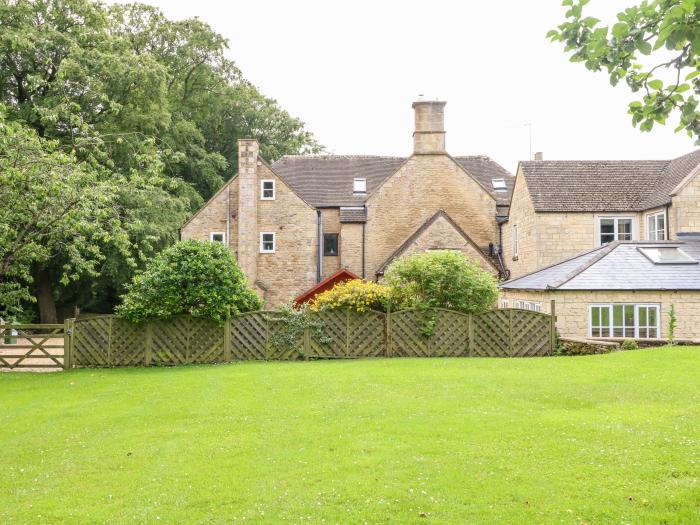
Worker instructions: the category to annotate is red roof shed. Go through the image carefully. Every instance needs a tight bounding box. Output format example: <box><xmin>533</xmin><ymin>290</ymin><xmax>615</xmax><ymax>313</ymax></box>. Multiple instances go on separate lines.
<box><xmin>294</xmin><ymin>269</ymin><xmax>360</xmax><ymax>307</ymax></box>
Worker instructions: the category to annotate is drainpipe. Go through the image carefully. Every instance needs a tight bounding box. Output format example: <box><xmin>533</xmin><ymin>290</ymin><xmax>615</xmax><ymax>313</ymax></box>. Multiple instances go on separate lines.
<box><xmin>361</xmin><ymin>208</ymin><xmax>366</xmax><ymax>279</ymax></box>
<box><xmin>317</xmin><ymin>210</ymin><xmax>323</xmax><ymax>283</ymax></box>
<box><xmin>226</xmin><ymin>182</ymin><xmax>231</xmax><ymax>248</ymax></box>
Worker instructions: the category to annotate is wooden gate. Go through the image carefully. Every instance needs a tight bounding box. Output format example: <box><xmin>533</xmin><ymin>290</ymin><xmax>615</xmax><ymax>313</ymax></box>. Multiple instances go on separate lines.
<box><xmin>0</xmin><ymin>323</ymin><xmax>68</xmax><ymax>370</ymax></box>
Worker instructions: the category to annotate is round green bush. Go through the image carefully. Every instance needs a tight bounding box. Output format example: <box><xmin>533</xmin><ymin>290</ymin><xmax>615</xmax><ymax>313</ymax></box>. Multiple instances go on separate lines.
<box><xmin>383</xmin><ymin>250</ymin><xmax>499</xmax><ymax>314</ymax></box>
<box><xmin>116</xmin><ymin>240</ymin><xmax>262</xmax><ymax>323</ymax></box>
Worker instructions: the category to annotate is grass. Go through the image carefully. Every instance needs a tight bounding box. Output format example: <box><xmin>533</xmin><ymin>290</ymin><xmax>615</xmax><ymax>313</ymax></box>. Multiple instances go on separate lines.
<box><xmin>1</xmin><ymin>347</ymin><xmax>699</xmax><ymax>524</ymax></box>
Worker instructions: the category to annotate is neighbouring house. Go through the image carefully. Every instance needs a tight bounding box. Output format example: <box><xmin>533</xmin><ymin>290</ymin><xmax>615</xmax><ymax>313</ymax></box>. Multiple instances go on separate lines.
<box><xmin>181</xmin><ymin>100</ymin><xmax>512</xmax><ymax>307</ymax></box>
<box><xmin>503</xmin><ymin>150</ymin><xmax>700</xmax><ymax>278</ymax></box>
<box><xmin>500</xmin><ymin>239</ymin><xmax>700</xmax><ymax>341</ymax></box>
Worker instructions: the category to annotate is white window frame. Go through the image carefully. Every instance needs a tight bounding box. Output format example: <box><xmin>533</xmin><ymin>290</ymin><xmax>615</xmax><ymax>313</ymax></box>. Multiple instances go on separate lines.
<box><xmin>353</xmin><ymin>178</ymin><xmax>367</xmax><ymax>193</ymax></box>
<box><xmin>646</xmin><ymin>211</ymin><xmax>666</xmax><ymax>240</ymax></box>
<box><xmin>597</xmin><ymin>216</ymin><xmax>635</xmax><ymax>245</ymax></box>
<box><xmin>260</xmin><ymin>180</ymin><xmax>275</xmax><ymax>200</ymax></box>
<box><xmin>209</xmin><ymin>232</ymin><xmax>226</xmax><ymax>244</ymax></box>
<box><xmin>588</xmin><ymin>303</ymin><xmax>660</xmax><ymax>339</ymax></box>
<box><xmin>500</xmin><ymin>298</ymin><xmax>509</xmax><ymax>309</ymax></box>
<box><xmin>511</xmin><ymin>224</ymin><xmax>519</xmax><ymax>260</ymax></box>
<box><xmin>492</xmin><ymin>178</ymin><xmax>507</xmax><ymax>191</ymax></box>
<box><xmin>259</xmin><ymin>232</ymin><xmax>276</xmax><ymax>253</ymax></box>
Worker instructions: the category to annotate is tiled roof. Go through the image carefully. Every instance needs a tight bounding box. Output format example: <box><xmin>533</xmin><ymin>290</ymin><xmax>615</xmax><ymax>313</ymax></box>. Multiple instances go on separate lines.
<box><xmin>500</xmin><ymin>241</ymin><xmax>700</xmax><ymax>291</ymax></box>
<box><xmin>271</xmin><ymin>154</ymin><xmax>514</xmax><ymax>208</ymax></box>
<box><xmin>520</xmin><ymin>149</ymin><xmax>700</xmax><ymax>212</ymax></box>
<box><xmin>339</xmin><ymin>207</ymin><xmax>367</xmax><ymax>223</ymax></box>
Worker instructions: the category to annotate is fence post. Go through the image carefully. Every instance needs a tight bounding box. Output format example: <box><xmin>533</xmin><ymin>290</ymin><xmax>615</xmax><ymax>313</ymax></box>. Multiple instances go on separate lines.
<box><xmin>508</xmin><ymin>309</ymin><xmax>514</xmax><ymax>357</ymax></box>
<box><xmin>107</xmin><ymin>316</ymin><xmax>113</xmax><ymax>367</ymax></box>
<box><xmin>468</xmin><ymin>313</ymin><xmax>474</xmax><ymax>357</ymax></box>
<box><xmin>224</xmin><ymin>317</ymin><xmax>231</xmax><ymax>362</ymax></box>
<box><xmin>265</xmin><ymin>316</ymin><xmax>271</xmax><ymax>360</ymax></box>
<box><xmin>550</xmin><ymin>299</ymin><xmax>557</xmax><ymax>356</ymax></box>
<box><xmin>63</xmin><ymin>318</ymin><xmax>72</xmax><ymax>370</ymax></box>
<box><xmin>303</xmin><ymin>326</ymin><xmax>310</xmax><ymax>360</ymax></box>
<box><xmin>345</xmin><ymin>309</ymin><xmax>350</xmax><ymax>358</ymax></box>
<box><xmin>386</xmin><ymin>304</ymin><xmax>392</xmax><ymax>357</ymax></box>
<box><xmin>144</xmin><ymin>322</ymin><xmax>153</xmax><ymax>366</ymax></box>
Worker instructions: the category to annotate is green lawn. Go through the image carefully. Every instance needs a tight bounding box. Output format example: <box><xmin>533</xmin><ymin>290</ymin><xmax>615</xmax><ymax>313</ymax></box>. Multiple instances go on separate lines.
<box><xmin>1</xmin><ymin>348</ymin><xmax>699</xmax><ymax>524</ymax></box>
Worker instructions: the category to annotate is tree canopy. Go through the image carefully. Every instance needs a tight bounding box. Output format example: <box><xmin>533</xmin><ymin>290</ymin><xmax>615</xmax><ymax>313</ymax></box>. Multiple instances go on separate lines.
<box><xmin>549</xmin><ymin>0</ymin><xmax>700</xmax><ymax>143</ymax></box>
<box><xmin>0</xmin><ymin>0</ymin><xmax>321</xmax><ymax>321</ymax></box>
<box><xmin>116</xmin><ymin>240</ymin><xmax>262</xmax><ymax>323</ymax></box>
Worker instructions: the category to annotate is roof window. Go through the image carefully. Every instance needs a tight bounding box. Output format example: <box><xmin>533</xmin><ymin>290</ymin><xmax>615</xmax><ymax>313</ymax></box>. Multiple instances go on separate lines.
<box><xmin>491</xmin><ymin>178</ymin><xmax>507</xmax><ymax>192</ymax></box>
<box><xmin>638</xmin><ymin>247</ymin><xmax>697</xmax><ymax>265</ymax></box>
<box><xmin>353</xmin><ymin>178</ymin><xmax>367</xmax><ymax>193</ymax></box>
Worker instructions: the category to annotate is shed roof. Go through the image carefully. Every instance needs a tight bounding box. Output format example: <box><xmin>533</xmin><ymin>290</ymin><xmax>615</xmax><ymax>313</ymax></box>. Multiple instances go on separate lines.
<box><xmin>500</xmin><ymin>241</ymin><xmax>700</xmax><ymax>291</ymax></box>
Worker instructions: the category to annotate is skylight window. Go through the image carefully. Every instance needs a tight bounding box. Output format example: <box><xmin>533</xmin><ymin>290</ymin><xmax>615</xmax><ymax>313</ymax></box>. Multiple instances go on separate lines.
<box><xmin>353</xmin><ymin>178</ymin><xmax>367</xmax><ymax>193</ymax></box>
<box><xmin>491</xmin><ymin>178</ymin><xmax>507</xmax><ymax>192</ymax></box>
<box><xmin>638</xmin><ymin>247</ymin><xmax>698</xmax><ymax>265</ymax></box>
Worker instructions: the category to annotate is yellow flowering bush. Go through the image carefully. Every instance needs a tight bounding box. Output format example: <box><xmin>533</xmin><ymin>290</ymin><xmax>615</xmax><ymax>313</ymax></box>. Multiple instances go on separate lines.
<box><xmin>310</xmin><ymin>279</ymin><xmax>390</xmax><ymax>313</ymax></box>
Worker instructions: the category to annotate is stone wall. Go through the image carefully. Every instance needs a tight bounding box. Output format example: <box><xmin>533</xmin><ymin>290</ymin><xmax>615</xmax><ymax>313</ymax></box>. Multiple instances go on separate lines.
<box><xmin>671</xmin><ymin>171</ymin><xmax>700</xmax><ymax>234</ymax></box>
<box><xmin>180</xmin><ymin>180</ymin><xmax>236</xmax><ymax>251</ymax></box>
<box><xmin>321</xmin><ymin>208</ymin><xmax>341</xmax><ymax>279</ymax></box>
<box><xmin>364</xmin><ymin>155</ymin><xmax>498</xmax><ymax>278</ymax></box>
<box><xmin>502</xmin><ymin>168</ymin><xmax>538</xmax><ymax>276</ymax></box>
<box><xmin>340</xmin><ymin>223</ymin><xmax>363</xmax><ymax>277</ymax></box>
<box><xmin>500</xmin><ymin>288</ymin><xmax>700</xmax><ymax>340</ymax></box>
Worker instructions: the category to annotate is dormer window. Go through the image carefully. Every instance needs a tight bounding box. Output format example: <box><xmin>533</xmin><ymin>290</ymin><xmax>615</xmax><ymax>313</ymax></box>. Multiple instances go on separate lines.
<box><xmin>353</xmin><ymin>178</ymin><xmax>366</xmax><ymax>194</ymax></box>
<box><xmin>260</xmin><ymin>180</ymin><xmax>275</xmax><ymax>200</ymax></box>
<box><xmin>491</xmin><ymin>178</ymin><xmax>507</xmax><ymax>192</ymax></box>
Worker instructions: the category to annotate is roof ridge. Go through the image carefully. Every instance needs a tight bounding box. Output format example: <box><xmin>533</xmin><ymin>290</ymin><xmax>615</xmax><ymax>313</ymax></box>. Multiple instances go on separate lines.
<box><xmin>276</xmin><ymin>154</ymin><xmax>406</xmax><ymax>160</ymax></box>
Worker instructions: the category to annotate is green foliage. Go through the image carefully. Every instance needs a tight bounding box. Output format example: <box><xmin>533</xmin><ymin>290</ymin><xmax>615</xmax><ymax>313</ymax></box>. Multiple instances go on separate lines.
<box><xmin>115</xmin><ymin>240</ymin><xmax>261</xmax><ymax>323</ymax></box>
<box><xmin>621</xmin><ymin>338</ymin><xmax>640</xmax><ymax>351</ymax></box>
<box><xmin>269</xmin><ymin>303</ymin><xmax>331</xmax><ymax>356</ymax></box>
<box><xmin>549</xmin><ymin>0</ymin><xmax>700</xmax><ymax>143</ymax></box>
<box><xmin>668</xmin><ymin>303</ymin><xmax>677</xmax><ymax>343</ymax></box>
<box><xmin>309</xmin><ymin>279</ymin><xmax>390</xmax><ymax>313</ymax></box>
<box><xmin>0</xmin><ymin>0</ymin><xmax>322</xmax><ymax>319</ymax></box>
<box><xmin>383</xmin><ymin>250</ymin><xmax>499</xmax><ymax>314</ymax></box>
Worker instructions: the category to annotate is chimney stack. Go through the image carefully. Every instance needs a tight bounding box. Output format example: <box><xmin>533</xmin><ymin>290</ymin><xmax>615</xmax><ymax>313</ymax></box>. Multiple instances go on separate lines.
<box><xmin>534</xmin><ymin>151</ymin><xmax>544</xmax><ymax>161</ymax></box>
<box><xmin>412</xmin><ymin>100</ymin><xmax>446</xmax><ymax>154</ymax></box>
<box><xmin>237</xmin><ymin>138</ymin><xmax>259</xmax><ymax>286</ymax></box>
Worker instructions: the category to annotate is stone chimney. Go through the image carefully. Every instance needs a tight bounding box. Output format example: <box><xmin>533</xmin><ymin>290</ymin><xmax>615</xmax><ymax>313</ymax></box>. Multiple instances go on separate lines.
<box><xmin>237</xmin><ymin>139</ymin><xmax>259</xmax><ymax>286</ymax></box>
<box><xmin>534</xmin><ymin>151</ymin><xmax>544</xmax><ymax>161</ymax></box>
<box><xmin>412</xmin><ymin>100</ymin><xmax>446</xmax><ymax>154</ymax></box>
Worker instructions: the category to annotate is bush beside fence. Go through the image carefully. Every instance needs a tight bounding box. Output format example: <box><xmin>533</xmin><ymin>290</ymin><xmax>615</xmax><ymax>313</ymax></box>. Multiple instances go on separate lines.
<box><xmin>69</xmin><ymin>307</ymin><xmax>555</xmax><ymax>367</ymax></box>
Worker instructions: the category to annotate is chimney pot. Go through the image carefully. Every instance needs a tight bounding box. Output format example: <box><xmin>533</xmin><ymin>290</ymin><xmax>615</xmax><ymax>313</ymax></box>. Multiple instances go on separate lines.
<box><xmin>534</xmin><ymin>151</ymin><xmax>544</xmax><ymax>161</ymax></box>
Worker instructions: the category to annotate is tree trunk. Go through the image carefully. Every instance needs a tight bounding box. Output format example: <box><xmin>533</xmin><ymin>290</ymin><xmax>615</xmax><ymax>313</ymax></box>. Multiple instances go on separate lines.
<box><xmin>35</xmin><ymin>267</ymin><xmax>58</xmax><ymax>324</ymax></box>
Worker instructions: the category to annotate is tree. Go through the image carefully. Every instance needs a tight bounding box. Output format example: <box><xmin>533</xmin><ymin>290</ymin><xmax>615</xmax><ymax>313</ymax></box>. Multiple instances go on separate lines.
<box><xmin>116</xmin><ymin>240</ymin><xmax>262</xmax><ymax>324</ymax></box>
<box><xmin>549</xmin><ymin>0</ymin><xmax>700</xmax><ymax>143</ymax></box>
<box><xmin>0</xmin><ymin>111</ymin><xmax>130</xmax><ymax>321</ymax></box>
<box><xmin>383</xmin><ymin>251</ymin><xmax>499</xmax><ymax>314</ymax></box>
<box><xmin>0</xmin><ymin>0</ymin><xmax>321</xmax><ymax>320</ymax></box>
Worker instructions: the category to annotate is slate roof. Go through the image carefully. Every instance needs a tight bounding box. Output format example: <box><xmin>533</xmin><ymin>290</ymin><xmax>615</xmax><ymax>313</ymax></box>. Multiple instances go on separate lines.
<box><xmin>520</xmin><ymin>149</ymin><xmax>700</xmax><ymax>212</ymax></box>
<box><xmin>339</xmin><ymin>207</ymin><xmax>367</xmax><ymax>223</ymax></box>
<box><xmin>271</xmin><ymin>154</ymin><xmax>514</xmax><ymax>208</ymax></box>
<box><xmin>500</xmin><ymin>241</ymin><xmax>700</xmax><ymax>291</ymax></box>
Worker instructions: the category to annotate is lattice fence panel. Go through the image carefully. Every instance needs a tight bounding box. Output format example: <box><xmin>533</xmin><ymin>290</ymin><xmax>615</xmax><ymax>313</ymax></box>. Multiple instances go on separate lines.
<box><xmin>190</xmin><ymin>317</ymin><xmax>225</xmax><ymax>363</ymax></box>
<box><xmin>472</xmin><ymin>310</ymin><xmax>511</xmax><ymax>357</ymax></box>
<box><xmin>267</xmin><ymin>317</ymin><xmax>302</xmax><ymax>360</ymax></box>
<box><xmin>390</xmin><ymin>310</ymin><xmax>429</xmax><ymax>357</ymax></box>
<box><xmin>231</xmin><ymin>312</ymin><xmax>270</xmax><ymax>360</ymax></box>
<box><xmin>308</xmin><ymin>310</ymin><xmax>347</xmax><ymax>358</ymax></box>
<box><xmin>73</xmin><ymin>317</ymin><xmax>111</xmax><ymax>366</ymax></box>
<box><xmin>0</xmin><ymin>325</ymin><xmax>64</xmax><ymax>370</ymax></box>
<box><xmin>152</xmin><ymin>317</ymin><xmax>191</xmax><ymax>365</ymax></box>
<box><xmin>511</xmin><ymin>310</ymin><xmax>552</xmax><ymax>357</ymax></box>
<box><xmin>349</xmin><ymin>311</ymin><xmax>386</xmax><ymax>358</ymax></box>
<box><xmin>431</xmin><ymin>309</ymin><xmax>470</xmax><ymax>357</ymax></box>
<box><xmin>110</xmin><ymin>317</ymin><xmax>145</xmax><ymax>366</ymax></box>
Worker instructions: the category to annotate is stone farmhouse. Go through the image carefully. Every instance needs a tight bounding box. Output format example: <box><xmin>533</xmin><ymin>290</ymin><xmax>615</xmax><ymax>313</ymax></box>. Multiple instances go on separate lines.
<box><xmin>181</xmin><ymin>101</ymin><xmax>514</xmax><ymax>306</ymax></box>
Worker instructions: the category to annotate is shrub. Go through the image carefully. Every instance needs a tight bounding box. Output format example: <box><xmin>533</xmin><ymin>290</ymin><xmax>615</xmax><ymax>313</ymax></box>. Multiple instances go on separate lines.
<box><xmin>383</xmin><ymin>250</ymin><xmax>499</xmax><ymax>314</ymax></box>
<box><xmin>668</xmin><ymin>304</ymin><xmax>677</xmax><ymax>345</ymax></box>
<box><xmin>310</xmin><ymin>279</ymin><xmax>390</xmax><ymax>313</ymax></box>
<box><xmin>269</xmin><ymin>303</ymin><xmax>331</xmax><ymax>357</ymax></box>
<box><xmin>116</xmin><ymin>240</ymin><xmax>262</xmax><ymax>323</ymax></box>
<box><xmin>621</xmin><ymin>339</ymin><xmax>639</xmax><ymax>351</ymax></box>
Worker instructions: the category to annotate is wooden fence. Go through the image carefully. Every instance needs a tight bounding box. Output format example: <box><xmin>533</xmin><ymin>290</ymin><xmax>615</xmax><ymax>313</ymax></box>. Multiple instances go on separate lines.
<box><xmin>0</xmin><ymin>323</ymin><xmax>68</xmax><ymax>370</ymax></box>
<box><xmin>68</xmin><ymin>307</ymin><xmax>555</xmax><ymax>367</ymax></box>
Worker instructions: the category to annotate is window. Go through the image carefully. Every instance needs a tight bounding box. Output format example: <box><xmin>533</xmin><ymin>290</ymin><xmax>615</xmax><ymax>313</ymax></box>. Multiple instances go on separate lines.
<box><xmin>323</xmin><ymin>233</ymin><xmax>339</xmax><ymax>256</ymax></box>
<box><xmin>353</xmin><ymin>178</ymin><xmax>366</xmax><ymax>193</ymax></box>
<box><xmin>260</xmin><ymin>180</ymin><xmax>275</xmax><ymax>200</ymax></box>
<box><xmin>589</xmin><ymin>304</ymin><xmax>660</xmax><ymax>339</ymax></box>
<box><xmin>209</xmin><ymin>232</ymin><xmax>225</xmax><ymax>244</ymax></box>
<box><xmin>646</xmin><ymin>211</ymin><xmax>665</xmax><ymax>240</ymax></box>
<box><xmin>260</xmin><ymin>232</ymin><xmax>275</xmax><ymax>253</ymax></box>
<box><xmin>513</xmin><ymin>300</ymin><xmax>523</xmax><ymax>309</ymax></box>
<box><xmin>500</xmin><ymin>298</ymin><xmax>509</xmax><ymax>308</ymax></box>
<box><xmin>511</xmin><ymin>225</ymin><xmax>519</xmax><ymax>260</ymax></box>
<box><xmin>491</xmin><ymin>178</ymin><xmax>507</xmax><ymax>192</ymax></box>
<box><xmin>599</xmin><ymin>217</ymin><xmax>633</xmax><ymax>245</ymax></box>
<box><xmin>638</xmin><ymin>247</ymin><xmax>697</xmax><ymax>264</ymax></box>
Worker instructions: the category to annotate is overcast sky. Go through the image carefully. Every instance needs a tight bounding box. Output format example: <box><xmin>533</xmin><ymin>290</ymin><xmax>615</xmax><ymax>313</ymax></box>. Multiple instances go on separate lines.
<box><xmin>108</xmin><ymin>0</ymin><xmax>696</xmax><ymax>174</ymax></box>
